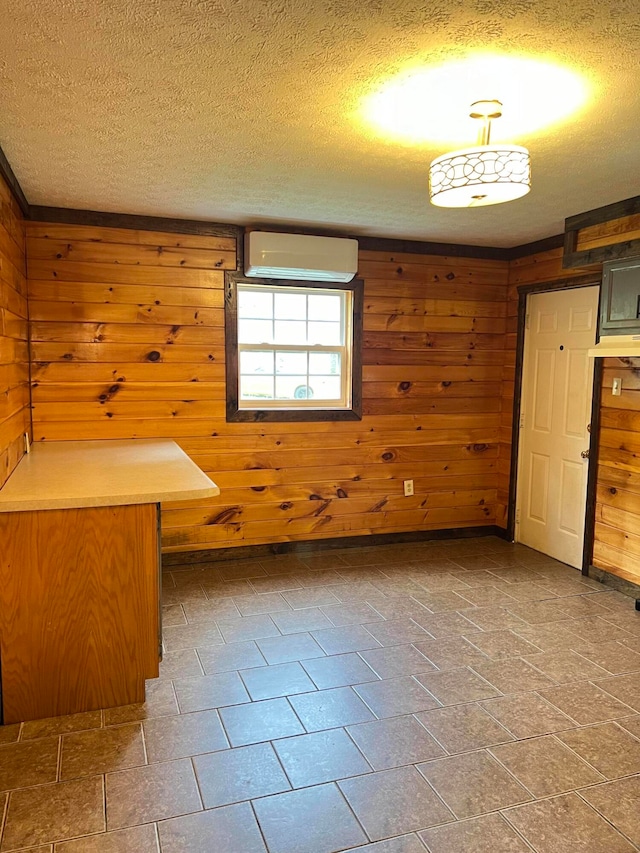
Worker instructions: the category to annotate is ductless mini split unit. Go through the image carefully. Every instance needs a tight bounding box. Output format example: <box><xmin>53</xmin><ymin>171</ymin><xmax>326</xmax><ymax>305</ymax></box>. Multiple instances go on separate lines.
<box><xmin>244</xmin><ymin>231</ymin><xmax>358</xmax><ymax>283</ymax></box>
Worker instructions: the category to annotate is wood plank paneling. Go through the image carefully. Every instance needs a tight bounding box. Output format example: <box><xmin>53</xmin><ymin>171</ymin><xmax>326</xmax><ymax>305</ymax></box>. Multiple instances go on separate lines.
<box><xmin>0</xmin><ymin>172</ymin><xmax>29</xmax><ymax>487</ymax></box>
<box><xmin>28</xmin><ymin>222</ymin><xmax>508</xmax><ymax>552</ymax></box>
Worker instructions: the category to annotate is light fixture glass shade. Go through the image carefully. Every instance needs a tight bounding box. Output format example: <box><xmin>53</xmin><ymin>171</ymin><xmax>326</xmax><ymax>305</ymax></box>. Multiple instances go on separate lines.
<box><xmin>429</xmin><ymin>144</ymin><xmax>531</xmax><ymax>208</ymax></box>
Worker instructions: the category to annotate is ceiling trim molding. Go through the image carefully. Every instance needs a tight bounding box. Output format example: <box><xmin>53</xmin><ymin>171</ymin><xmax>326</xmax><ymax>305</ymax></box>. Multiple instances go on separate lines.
<box><xmin>30</xmin><ymin>205</ymin><xmax>241</xmax><ymax>239</ymax></box>
<box><xmin>504</xmin><ymin>233</ymin><xmax>565</xmax><ymax>260</ymax></box>
<box><xmin>0</xmin><ymin>140</ymin><xmax>30</xmax><ymax>217</ymax></box>
<box><xmin>563</xmin><ymin>194</ymin><xmax>640</xmax><ymax>269</ymax></box>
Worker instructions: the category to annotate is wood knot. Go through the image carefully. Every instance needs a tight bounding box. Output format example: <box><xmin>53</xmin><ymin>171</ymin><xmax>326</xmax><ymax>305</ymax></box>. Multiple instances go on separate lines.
<box><xmin>146</xmin><ymin>350</ymin><xmax>161</xmax><ymax>362</ymax></box>
<box><xmin>398</xmin><ymin>381</ymin><xmax>411</xmax><ymax>392</ymax></box>
<box><xmin>336</xmin><ymin>488</ymin><xmax>348</xmax><ymax>498</ymax></box>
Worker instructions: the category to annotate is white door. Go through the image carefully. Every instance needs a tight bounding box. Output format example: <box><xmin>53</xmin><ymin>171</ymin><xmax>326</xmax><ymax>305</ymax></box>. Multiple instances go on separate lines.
<box><xmin>516</xmin><ymin>286</ymin><xmax>599</xmax><ymax>568</ymax></box>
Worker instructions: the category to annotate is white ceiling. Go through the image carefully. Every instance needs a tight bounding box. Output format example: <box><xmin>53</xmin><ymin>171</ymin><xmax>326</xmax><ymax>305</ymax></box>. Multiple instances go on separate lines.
<box><xmin>1</xmin><ymin>0</ymin><xmax>639</xmax><ymax>247</ymax></box>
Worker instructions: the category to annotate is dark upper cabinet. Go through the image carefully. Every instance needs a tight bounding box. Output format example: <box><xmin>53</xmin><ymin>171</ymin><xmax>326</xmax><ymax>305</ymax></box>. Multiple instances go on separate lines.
<box><xmin>600</xmin><ymin>257</ymin><xmax>640</xmax><ymax>336</ymax></box>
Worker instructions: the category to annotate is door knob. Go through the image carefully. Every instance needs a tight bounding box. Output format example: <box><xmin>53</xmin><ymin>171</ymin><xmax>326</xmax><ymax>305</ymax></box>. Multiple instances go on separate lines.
<box><xmin>581</xmin><ymin>449</ymin><xmax>590</xmax><ymax>459</ymax></box>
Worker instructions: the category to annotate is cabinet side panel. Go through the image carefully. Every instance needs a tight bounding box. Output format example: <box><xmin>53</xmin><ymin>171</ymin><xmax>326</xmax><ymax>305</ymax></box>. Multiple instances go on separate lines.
<box><xmin>0</xmin><ymin>503</ymin><xmax>159</xmax><ymax>723</ymax></box>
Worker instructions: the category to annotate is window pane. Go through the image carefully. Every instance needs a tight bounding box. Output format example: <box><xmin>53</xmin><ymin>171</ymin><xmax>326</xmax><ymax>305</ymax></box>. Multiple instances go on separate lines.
<box><xmin>309</xmin><ymin>294</ymin><xmax>342</xmax><ymax>321</ymax></box>
<box><xmin>240</xmin><ymin>375</ymin><xmax>275</xmax><ymax>399</ymax></box>
<box><xmin>240</xmin><ymin>350</ymin><xmax>274</xmax><ymax>375</ymax></box>
<box><xmin>309</xmin><ymin>352</ymin><xmax>341</xmax><ymax>375</ymax></box>
<box><xmin>310</xmin><ymin>376</ymin><xmax>342</xmax><ymax>399</ymax></box>
<box><xmin>276</xmin><ymin>351</ymin><xmax>307</xmax><ymax>375</ymax></box>
<box><xmin>274</xmin><ymin>320</ymin><xmax>307</xmax><ymax>344</ymax></box>
<box><xmin>275</xmin><ymin>376</ymin><xmax>314</xmax><ymax>399</ymax></box>
<box><xmin>238</xmin><ymin>290</ymin><xmax>273</xmax><ymax>320</ymax></box>
<box><xmin>239</xmin><ymin>319</ymin><xmax>273</xmax><ymax>344</ymax></box>
<box><xmin>274</xmin><ymin>292</ymin><xmax>307</xmax><ymax>320</ymax></box>
<box><xmin>308</xmin><ymin>321</ymin><xmax>342</xmax><ymax>345</ymax></box>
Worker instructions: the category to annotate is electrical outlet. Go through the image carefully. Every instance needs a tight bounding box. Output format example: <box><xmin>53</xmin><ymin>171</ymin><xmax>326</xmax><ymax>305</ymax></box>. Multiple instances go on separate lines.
<box><xmin>612</xmin><ymin>377</ymin><xmax>622</xmax><ymax>396</ymax></box>
<box><xmin>403</xmin><ymin>480</ymin><xmax>414</xmax><ymax>497</ymax></box>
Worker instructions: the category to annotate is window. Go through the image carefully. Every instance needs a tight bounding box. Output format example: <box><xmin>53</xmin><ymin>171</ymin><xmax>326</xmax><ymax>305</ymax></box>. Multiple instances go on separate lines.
<box><xmin>225</xmin><ymin>273</ymin><xmax>363</xmax><ymax>421</ymax></box>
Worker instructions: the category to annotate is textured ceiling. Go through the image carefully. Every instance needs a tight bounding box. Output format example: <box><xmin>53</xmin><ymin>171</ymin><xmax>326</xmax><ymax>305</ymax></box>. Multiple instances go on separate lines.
<box><xmin>1</xmin><ymin>0</ymin><xmax>640</xmax><ymax>246</ymax></box>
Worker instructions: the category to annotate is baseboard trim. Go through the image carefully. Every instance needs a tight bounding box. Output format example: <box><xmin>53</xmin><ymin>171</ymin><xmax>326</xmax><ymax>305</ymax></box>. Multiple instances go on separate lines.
<box><xmin>588</xmin><ymin>565</ymin><xmax>640</xmax><ymax>601</ymax></box>
<box><xmin>162</xmin><ymin>525</ymin><xmax>505</xmax><ymax>567</ymax></box>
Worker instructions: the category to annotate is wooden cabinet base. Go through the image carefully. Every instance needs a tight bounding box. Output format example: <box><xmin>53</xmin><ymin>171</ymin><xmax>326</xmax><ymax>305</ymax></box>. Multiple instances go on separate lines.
<box><xmin>0</xmin><ymin>503</ymin><xmax>159</xmax><ymax>723</ymax></box>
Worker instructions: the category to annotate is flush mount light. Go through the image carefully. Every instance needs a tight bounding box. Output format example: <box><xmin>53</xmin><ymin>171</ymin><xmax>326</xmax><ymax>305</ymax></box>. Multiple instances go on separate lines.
<box><xmin>428</xmin><ymin>100</ymin><xmax>531</xmax><ymax>208</ymax></box>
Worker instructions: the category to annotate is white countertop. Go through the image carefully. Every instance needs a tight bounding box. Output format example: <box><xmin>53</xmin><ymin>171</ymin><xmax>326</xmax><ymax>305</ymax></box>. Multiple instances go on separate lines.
<box><xmin>0</xmin><ymin>439</ymin><xmax>220</xmax><ymax>512</ymax></box>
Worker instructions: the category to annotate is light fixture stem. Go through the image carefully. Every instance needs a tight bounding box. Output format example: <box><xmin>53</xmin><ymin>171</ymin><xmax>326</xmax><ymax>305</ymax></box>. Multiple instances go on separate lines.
<box><xmin>478</xmin><ymin>117</ymin><xmax>491</xmax><ymax>146</ymax></box>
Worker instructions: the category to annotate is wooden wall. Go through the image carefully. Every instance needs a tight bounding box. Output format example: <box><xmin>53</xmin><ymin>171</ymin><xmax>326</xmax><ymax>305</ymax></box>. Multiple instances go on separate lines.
<box><xmin>504</xmin><ymin>244</ymin><xmax>640</xmax><ymax>587</ymax></box>
<box><xmin>0</xmin><ymin>174</ymin><xmax>29</xmax><ymax>487</ymax></box>
<box><xmin>26</xmin><ymin>222</ymin><xmax>508</xmax><ymax>553</ymax></box>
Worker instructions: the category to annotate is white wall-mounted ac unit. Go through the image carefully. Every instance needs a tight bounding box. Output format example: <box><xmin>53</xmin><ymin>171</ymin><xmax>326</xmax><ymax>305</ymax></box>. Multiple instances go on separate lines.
<box><xmin>244</xmin><ymin>231</ymin><xmax>358</xmax><ymax>283</ymax></box>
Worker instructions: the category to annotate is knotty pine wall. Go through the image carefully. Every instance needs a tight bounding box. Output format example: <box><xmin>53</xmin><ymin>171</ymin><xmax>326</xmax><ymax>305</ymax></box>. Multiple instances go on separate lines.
<box><xmin>504</xmin><ymin>243</ymin><xmax>640</xmax><ymax>587</ymax></box>
<box><xmin>26</xmin><ymin>222</ymin><xmax>509</xmax><ymax>553</ymax></box>
<box><xmin>0</xmin><ymin>174</ymin><xmax>29</xmax><ymax>487</ymax></box>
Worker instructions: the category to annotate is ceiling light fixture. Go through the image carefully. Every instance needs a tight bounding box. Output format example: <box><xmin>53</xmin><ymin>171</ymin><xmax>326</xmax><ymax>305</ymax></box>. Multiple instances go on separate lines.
<box><xmin>429</xmin><ymin>100</ymin><xmax>531</xmax><ymax>208</ymax></box>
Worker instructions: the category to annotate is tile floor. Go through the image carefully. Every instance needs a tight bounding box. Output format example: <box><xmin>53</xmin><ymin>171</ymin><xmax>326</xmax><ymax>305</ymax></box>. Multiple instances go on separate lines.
<box><xmin>1</xmin><ymin>536</ymin><xmax>640</xmax><ymax>852</ymax></box>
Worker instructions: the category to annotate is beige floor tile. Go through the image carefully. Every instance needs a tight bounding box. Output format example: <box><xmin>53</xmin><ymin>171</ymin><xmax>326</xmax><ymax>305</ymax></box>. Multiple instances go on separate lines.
<box><xmin>233</xmin><ymin>592</ymin><xmax>291</xmax><ymax>616</ymax></box>
<box><xmin>215</xmin><ymin>614</ymin><xmax>281</xmax><ymax>644</ymax></box>
<box><xmin>103</xmin><ymin>679</ymin><xmax>179</xmax><ymax>726</ymax></box>
<box><xmin>282</xmin><ymin>587</ymin><xmax>341</xmax><ymax>609</ymax></box>
<box><xmin>539</xmin><ymin>682</ymin><xmax>635</xmax><ymax>725</ymax></box>
<box><xmin>290</xmin><ymin>686</ymin><xmax>376</xmax><ymax>731</ymax></box>
<box><xmin>523</xmin><ymin>649</ymin><xmax>611</xmax><ymax>683</ymax></box>
<box><xmin>347</xmin><ymin>715</ymin><xmax>444</xmax><ymax>770</ymax></box>
<box><xmin>511</xmin><ymin>622</ymin><xmax>583</xmax><ymax>653</ymax></box>
<box><xmin>157</xmin><ymin>649</ymin><xmax>203</xmax><ymax>680</ymax></box>
<box><xmin>158</xmin><ymin>801</ymin><xmax>267</xmax><ymax>853</ymax></box>
<box><xmin>564</xmin><ymin>616</ymin><xmax>635</xmax><ymax>644</ymax></box>
<box><xmin>417</xmin><ymin>750</ymin><xmax>531</xmax><ymax>818</ymax></box>
<box><xmin>413</xmin><ymin>636</ymin><xmax>491</xmax><ymax>670</ymax></box>
<box><xmin>256</xmin><ymin>632</ymin><xmax>326</xmax><ymax>664</ymax></box>
<box><xmin>505</xmin><ymin>600</ymin><xmax>570</xmax><ymax>624</ymax></box>
<box><xmin>620</xmin><ymin>715</ymin><xmax>640</xmax><ymax>738</ymax></box>
<box><xmin>143</xmin><ymin>709</ymin><xmax>228</xmax><ymax>762</ymax></box>
<box><xmin>490</xmin><ymin>735</ymin><xmax>603</xmax><ymax>797</ymax></box>
<box><xmin>339</xmin><ymin>765</ymin><xmax>454</xmax><ymax>841</ymax></box>
<box><xmin>219</xmin><ymin>697</ymin><xmax>305</xmax><ymax>746</ymax></box>
<box><xmin>181</xmin><ymin>597</ymin><xmax>240</xmax><ymax>623</ymax></box>
<box><xmin>20</xmin><ymin>711</ymin><xmax>102</xmax><ymax>741</ymax></box>
<box><xmin>0</xmin><ymin>737</ymin><xmax>59</xmax><ymax>793</ymax></box>
<box><xmin>311</xmin><ymin>624</ymin><xmax>383</xmax><ymax>655</ymax></box>
<box><xmin>197</xmin><ymin>639</ymin><xmax>266</xmax><ymax>674</ymax></box>
<box><xmin>577</xmin><ymin>641</ymin><xmax>640</xmax><ymax>674</ymax></box>
<box><xmin>354</xmin><ymin>676</ymin><xmax>439</xmax><ymax>718</ymax></box>
<box><xmin>417</xmin><ymin>703</ymin><xmax>514</xmax><ymax>754</ymax></box>
<box><xmin>419</xmin><ymin>813</ymin><xmax>532</xmax><ymax>853</ymax></box>
<box><xmin>194</xmin><ymin>742</ymin><xmax>291</xmax><ymax>807</ymax></box>
<box><xmin>594</xmin><ymin>672</ymin><xmax>640</xmax><ymax>712</ymax></box>
<box><xmin>162</xmin><ymin>621</ymin><xmax>223</xmax><ymax>652</ymax></box>
<box><xmin>248</xmin><ymin>574</ymin><xmax>303</xmax><ymax>594</ymax></box>
<box><xmin>105</xmin><ymin>759</ymin><xmax>201</xmax><ymax>830</ymax></box>
<box><xmin>465</xmin><ymin>630</ymin><xmax>542</xmax><ymax>660</ymax></box>
<box><xmin>470</xmin><ymin>658</ymin><xmax>554</xmax><ymax>694</ymax></box>
<box><xmin>172</xmin><ymin>671</ymin><xmax>250</xmax><ymax>712</ymax></box>
<box><xmin>557</xmin><ymin>722</ymin><xmax>640</xmax><ymax>778</ymax></box>
<box><xmin>580</xmin><ymin>775</ymin><xmax>640</xmax><ymax>847</ymax></box>
<box><xmin>60</xmin><ymin>724</ymin><xmax>145</xmax><ymax>780</ymax></box>
<box><xmin>271</xmin><ymin>607</ymin><xmax>334</xmax><ymax>634</ymax></box>
<box><xmin>273</xmin><ymin>728</ymin><xmax>372</xmax><ymax>787</ymax></box>
<box><xmin>254</xmin><ymin>783</ymin><xmax>367</xmax><ymax>853</ymax></box>
<box><xmin>412</xmin><ymin>611</ymin><xmax>481</xmax><ymax>638</ymax></box>
<box><xmin>320</xmin><ymin>602</ymin><xmax>384</xmax><ymax>627</ymax></box>
<box><xmin>2</xmin><ymin>777</ymin><xmax>104</xmax><ymax>851</ymax></box>
<box><xmin>349</xmin><ymin>834</ymin><xmax>426</xmax><ymax>852</ymax></box>
<box><xmin>452</xmin><ymin>586</ymin><xmax>519</xmax><ymax>608</ymax></box>
<box><xmin>409</xmin><ymin>591</ymin><xmax>471</xmax><ymax>613</ymax></box>
<box><xmin>301</xmin><ymin>652</ymin><xmax>380</xmax><ymax>690</ymax></box>
<box><xmin>504</xmin><ymin>792</ymin><xmax>636</xmax><ymax>852</ymax></box>
<box><xmin>415</xmin><ymin>667</ymin><xmax>500</xmax><ymax>706</ymax></box>
<box><xmin>359</xmin><ymin>644</ymin><xmax>436</xmax><ymax>679</ymax></box>
<box><xmin>54</xmin><ymin>824</ymin><xmax>159</xmax><ymax>852</ymax></box>
<box><xmin>161</xmin><ymin>605</ymin><xmax>186</xmax><ymax>626</ymax></box>
<box><xmin>0</xmin><ymin>726</ymin><xmax>20</xmax><ymax>746</ymax></box>
<box><xmin>240</xmin><ymin>661</ymin><xmax>316</xmax><ymax>701</ymax></box>
<box><xmin>480</xmin><ymin>693</ymin><xmax>574</xmax><ymax>738</ymax></box>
